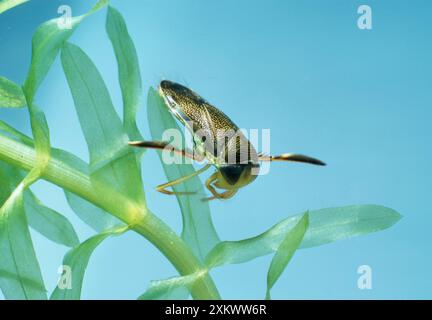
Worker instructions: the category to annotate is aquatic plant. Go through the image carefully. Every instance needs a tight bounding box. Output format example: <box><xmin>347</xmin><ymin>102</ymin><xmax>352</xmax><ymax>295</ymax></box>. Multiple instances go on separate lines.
<box><xmin>0</xmin><ymin>1</ymin><xmax>401</xmax><ymax>299</ymax></box>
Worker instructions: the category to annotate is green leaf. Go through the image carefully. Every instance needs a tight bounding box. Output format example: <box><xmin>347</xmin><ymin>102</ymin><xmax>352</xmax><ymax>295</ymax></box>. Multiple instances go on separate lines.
<box><xmin>0</xmin><ymin>45</ymin><xmax>52</xmax><ymax>298</ymax></box>
<box><xmin>106</xmin><ymin>5</ymin><xmax>143</xmax><ymax>140</ymax></box>
<box><xmin>24</xmin><ymin>191</ymin><xmax>79</xmax><ymax>247</ymax></box>
<box><xmin>60</xmin><ymin>43</ymin><xmax>145</xmax><ymax>212</ymax></box>
<box><xmin>206</xmin><ymin>205</ymin><xmax>401</xmax><ymax>268</ymax></box>
<box><xmin>50</xmin><ymin>226</ymin><xmax>128</xmax><ymax>300</ymax></box>
<box><xmin>0</xmin><ymin>119</ymin><xmax>33</xmax><ymax>145</ymax></box>
<box><xmin>138</xmin><ymin>272</ymin><xmax>202</xmax><ymax>300</ymax></box>
<box><xmin>0</xmin><ymin>12</ymin><xmax>54</xmax><ymax>294</ymax></box>
<box><xmin>300</xmin><ymin>204</ymin><xmax>402</xmax><ymax>248</ymax></box>
<box><xmin>265</xmin><ymin>213</ymin><xmax>308</xmax><ymax>300</ymax></box>
<box><xmin>53</xmin><ymin>144</ymin><xmax>125</xmax><ymax>232</ymax></box>
<box><xmin>22</xmin><ymin>0</ymin><xmax>108</xmax><ymax>102</ymax></box>
<box><xmin>0</xmin><ymin>101</ymin><xmax>50</xmax><ymax>299</ymax></box>
<box><xmin>0</xmin><ymin>158</ymin><xmax>79</xmax><ymax>247</ymax></box>
<box><xmin>0</xmin><ymin>76</ymin><xmax>26</xmax><ymax>108</ymax></box>
<box><xmin>19</xmin><ymin>0</ymin><xmax>106</xmax><ymax>186</ymax></box>
<box><xmin>0</xmin><ymin>120</ymin><xmax>123</xmax><ymax>232</ymax></box>
<box><xmin>140</xmin><ymin>213</ymin><xmax>307</xmax><ymax>300</ymax></box>
<box><xmin>147</xmin><ymin>87</ymin><xmax>219</xmax><ymax>261</ymax></box>
<box><xmin>0</xmin><ymin>166</ymin><xmax>46</xmax><ymax>299</ymax></box>
<box><xmin>0</xmin><ymin>96</ymin><xmax>51</xmax><ymax>299</ymax></box>
<box><xmin>0</xmin><ymin>0</ymin><xmax>29</xmax><ymax>14</ymax></box>
<box><xmin>64</xmin><ymin>192</ymin><xmax>123</xmax><ymax>232</ymax></box>
<box><xmin>142</xmin><ymin>204</ymin><xmax>400</xmax><ymax>299</ymax></box>
<box><xmin>51</xmin><ymin>144</ymin><xmax>124</xmax><ymax>232</ymax></box>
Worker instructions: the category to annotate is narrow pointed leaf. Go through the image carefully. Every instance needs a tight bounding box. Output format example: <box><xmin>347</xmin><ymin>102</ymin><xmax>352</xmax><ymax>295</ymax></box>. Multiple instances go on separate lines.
<box><xmin>64</xmin><ymin>192</ymin><xmax>123</xmax><ymax>232</ymax></box>
<box><xmin>22</xmin><ymin>0</ymin><xmax>108</xmax><ymax>102</ymax></box>
<box><xmin>0</xmin><ymin>117</ymin><xmax>77</xmax><ymax>246</ymax></box>
<box><xmin>147</xmin><ymin>87</ymin><xmax>219</xmax><ymax>261</ymax></box>
<box><xmin>206</xmin><ymin>205</ymin><xmax>402</xmax><ymax>268</ymax></box>
<box><xmin>0</xmin><ymin>120</ymin><xmax>123</xmax><ymax>232</ymax></box>
<box><xmin>0</xmin><ymin>103</ymin><xmax>50</xmax><ymax>299</ymax></box>
<box><xmin>106</xmin><ymin>5</ymin><xmax>142</xmax><ymax>140</ymax></box>
<box><xmin>24</xmin><ymin>192</ymin><xmax>79</xmax><ymax>247</ymax></box>
<box><xmin>1</xmin><ymin>160</ymin><xmax>79</xmax><ymax>247</ymax></box>
<box><xmin>138</xmin><ymin>272</ymin><xmax>201</xmax><ymax>300</ymax></box>
<box><xmin>265</xmin><ymin>213</ymin><xmax>308</xmax><ymax>300</ymax></box>
<box><xmin>53</xmin><ymin>146</ymin><xmax>124</xmax><ymax>232</ymax></box>
<box><xmin>0</xmin><ymin>165</ymin><xmax>46</xmax><ymax>299</ymax></box>
<box><xmin>60</xmin><ymin>43</ymin><xmax>145</xmax><ymax>206</ymax></box>
<box><xmin>60</xmin><ymin>42</ymin><xmax>126</xmax><ymax>170</ymax></box>
<box><xmin>0</xmin><ymin>120</ymin><xmax>33</xmax><ymax>145</ymax></box>
<box><xmin>0</xmin><ymin>0</ymin><xmax>29</xmax><ymax>14</ymax></box>
<box><xmin>50</xmin><ymin>226</ymin><xmax>128</xmax><ymax>300</ymax></box>
<box><xmin>0</xmin><ymin>76</ymin><xmax>26</xmax><ymax>108</ymax></box>
<box><xmin>60</xmin><ymin>42</ymin><xmax>145</xmax><ymax>230</ymax></box>
<box><xmin>300</xmin><ymin>205</ymin><xmax>402</xmax><ymax>248</ymax></box>
<box><xmin>143</xmin><ymin>204</ymin><xmax>401</xmax><ymax>299</ymax></box>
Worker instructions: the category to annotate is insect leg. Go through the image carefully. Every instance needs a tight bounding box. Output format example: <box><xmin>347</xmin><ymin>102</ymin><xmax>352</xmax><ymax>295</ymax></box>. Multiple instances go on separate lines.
<box><xmin>203</xmin><ymin>174</ymin><xmax>238</xmax><ymax>201</ymax></box>
<box><xmin>129</xmin><ymin>140</ymin><xmax>204</xmax><ymax>161</ymax></box>
<box><xmin>156</xmin><ymin>164</ymin><xmax>211</xmax><ymax>195</ymax></box>
<box><xmin>204</xmin><ymin>172</ymin><xmax>220</xmax><ymax>200</ymax></box>
<box><xmin>203</xmin><ymin>189</ymin><xmax>237</xmax><ymax>202</ymax></box>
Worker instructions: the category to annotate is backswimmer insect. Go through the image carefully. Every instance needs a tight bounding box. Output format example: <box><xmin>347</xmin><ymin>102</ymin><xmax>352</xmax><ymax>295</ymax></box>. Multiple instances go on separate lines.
<box><xmin>129</xmin><ymin>80</ymin><xmax>325</xmax><ymax>201</ymax></box>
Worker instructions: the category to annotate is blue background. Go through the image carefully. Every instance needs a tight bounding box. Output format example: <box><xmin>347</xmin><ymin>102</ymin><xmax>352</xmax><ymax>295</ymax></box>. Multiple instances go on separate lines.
<box><xmin>1</xmin><ymin>0</ymin><xmax>431</xmax><ymax>299</ymax></box>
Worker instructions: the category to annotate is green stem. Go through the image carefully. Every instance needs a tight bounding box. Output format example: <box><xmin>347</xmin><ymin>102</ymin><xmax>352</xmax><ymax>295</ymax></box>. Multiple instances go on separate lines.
<box><xmin>0</xmin><ymin>134</ymin><xmax>220</xmax><ymax>300</ymax></box>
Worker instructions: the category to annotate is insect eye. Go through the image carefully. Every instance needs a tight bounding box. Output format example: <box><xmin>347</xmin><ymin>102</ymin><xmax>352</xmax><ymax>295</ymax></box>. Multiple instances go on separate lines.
<box><xmin>220</xmin><ymin>165</ymin><xmax>245</xmax><ymax>186</ymax></box>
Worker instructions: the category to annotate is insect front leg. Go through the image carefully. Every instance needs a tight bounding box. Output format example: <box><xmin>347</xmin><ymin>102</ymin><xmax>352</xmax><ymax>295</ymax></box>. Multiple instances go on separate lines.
<box><xmin>204</xmin><ymin>172</ymin><xmax>219</xmax><ymax>200</ymax></box>
<box><xmin>203</xmin><ymin>189</ymin><xmax>237</xmax><ymax>202</ymax></box>
<box><xmin>156</xmin><ymin>164</ymin><xmax>211</xmax><ymax>195</ymax></box>
<box><xmin>203</xmin><ymin>173</ymin><xmax>238</xmax><ymax>201</ymax></box>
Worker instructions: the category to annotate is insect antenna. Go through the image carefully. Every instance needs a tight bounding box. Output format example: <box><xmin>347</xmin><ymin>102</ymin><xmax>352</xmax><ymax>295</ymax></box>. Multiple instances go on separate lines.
<box><xmin>258</xmin><ymin>152</ymin><xmax>326</xmax><ymax>166</ymax></box>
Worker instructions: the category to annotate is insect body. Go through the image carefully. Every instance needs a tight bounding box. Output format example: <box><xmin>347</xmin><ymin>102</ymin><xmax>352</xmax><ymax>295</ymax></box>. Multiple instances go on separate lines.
<box><xmin>129</xmin><ymin>80</ymin><xmax>325</xmax><ymax>201</ymax></box>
